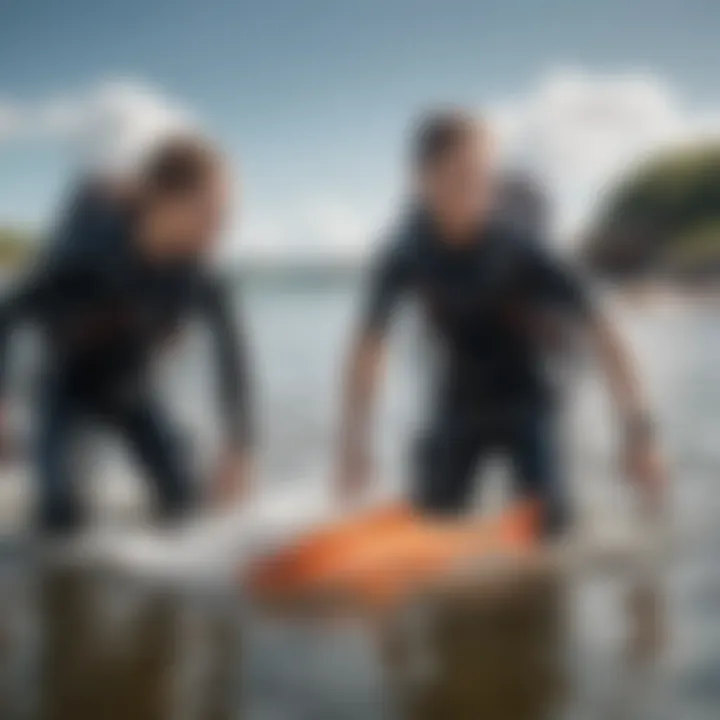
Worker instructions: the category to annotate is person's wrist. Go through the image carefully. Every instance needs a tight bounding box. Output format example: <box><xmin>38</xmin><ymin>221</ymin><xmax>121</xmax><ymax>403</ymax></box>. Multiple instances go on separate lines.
<box><xmin>343</xmin><ymin>442</ymin><xmax>367</xmax><ymax>474</ymax></box>
<box><xmin>223</xmin><ymin>440</ymin><xmax>249</xmax><ymax>460</ymax></box>
<box><xmin>624</xmin><ymin>411</ymin><xmax>655</xmax><ymax>449</ymax></box>
<box><xmin>213</xmin><ymin>445</ymin><xmax>252</xmax><ymax>501</ymax></box>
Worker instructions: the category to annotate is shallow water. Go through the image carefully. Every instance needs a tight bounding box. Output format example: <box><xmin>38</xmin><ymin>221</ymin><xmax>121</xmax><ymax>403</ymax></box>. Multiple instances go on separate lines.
<box><xmin>0</xmin><ymin>549</ymin><xmax>683</xmax><ymax>719</ymax></box>
<box><xmin>0</xmin><ymin>288</ymin><xmax>718</xmax><ymax>719</ymax></box>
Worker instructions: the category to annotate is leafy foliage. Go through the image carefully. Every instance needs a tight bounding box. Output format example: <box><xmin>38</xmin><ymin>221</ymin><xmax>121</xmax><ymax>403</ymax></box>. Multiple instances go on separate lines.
<box><xmin>583</xmin><ymin>141</ymin><xmax>720</xmax><ymax>282</ymax></box>
<box><xmin>0</xmin><ymin>227</ymin><xmax>35</xmax><ymax>269</ymax></box>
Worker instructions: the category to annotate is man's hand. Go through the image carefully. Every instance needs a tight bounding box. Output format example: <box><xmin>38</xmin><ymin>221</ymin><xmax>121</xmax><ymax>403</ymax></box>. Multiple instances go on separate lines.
<box><xmin>589</xmin><ymin>314</ymin><xmax>669</xmax><ymax>523</ymax></box>
<box><xmin>210</xmin><ymin>447</ymin><xmax>252</xmax><ymax>509</ymax></box>
<box><xmin>624</xmin><ymin>433</ymin><xmax>668</xmax><ymax>521</ymax></box>
<box><xmin>0</xmin><ymin>403</ymin><xmax>12</xmax><ymax>462</ymax></box>
<box><xmin>336</xmin><ymin>445</ymin><xmax>372</xmax><ymax>506</ymax></box>
<box><xmin>335</xmin><ymin>332</ymin><xmax>386</xmax><ymax>507</ymax></box>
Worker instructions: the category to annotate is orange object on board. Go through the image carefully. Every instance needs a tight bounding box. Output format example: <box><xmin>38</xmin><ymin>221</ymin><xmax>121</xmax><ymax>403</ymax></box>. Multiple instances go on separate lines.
<box><xmin>246</xmin><ymin>503</ymin><xmax>413</xmax><ymax>595</ymax></box>
<box><xmin>246</xmin><ymin>500</ymin><xmax>541</xmax><ymax>608</ymax></box>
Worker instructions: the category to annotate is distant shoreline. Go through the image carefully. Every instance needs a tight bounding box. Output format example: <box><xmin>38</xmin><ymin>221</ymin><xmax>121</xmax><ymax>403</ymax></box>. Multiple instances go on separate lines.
<box><xmin>1</xmin><ymin>252</ymin><xmax>718</xmax><ymax>302</ymax></box>
<box><xmin>613</xmin><ymin>281</ymin><xmax>720</xmax><ymax>306</ymax></box>
<box><xmin>228</xmin><ymin>258</ymin><xmax>365</xmax><ymax>288</ymax></box>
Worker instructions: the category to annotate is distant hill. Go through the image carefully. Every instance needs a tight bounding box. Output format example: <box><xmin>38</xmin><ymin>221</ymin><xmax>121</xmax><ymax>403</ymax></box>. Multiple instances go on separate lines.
<box><xmin>583</xmin><ymin>141</ymin><xmax>720</xmax><ymax>284</ymax></box>
<box><xmin>0</xmin><ymin>227</ymin><xmax>35</xmax><ymax>270</ymax></box>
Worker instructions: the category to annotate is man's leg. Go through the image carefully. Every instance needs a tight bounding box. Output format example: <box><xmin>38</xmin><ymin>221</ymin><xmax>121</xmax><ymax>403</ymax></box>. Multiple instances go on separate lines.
<box><xmin>508</xmin><ymin>405</ymin><xmax>571</xmax><ymax>537</ymax></box>
<box><xmin>111</xmin><ymin>397</ymin><xmax>197</xmax><ymax>523</ymax></box>
<box><xmin>412</xmin><ymin>422</ymin><xmax>487</xmax><ymax>516</ymax></box>
<box><xmin>35</xmin><ymin>383</ymin><xmax>85</xmax><ymax>535</ymax></box>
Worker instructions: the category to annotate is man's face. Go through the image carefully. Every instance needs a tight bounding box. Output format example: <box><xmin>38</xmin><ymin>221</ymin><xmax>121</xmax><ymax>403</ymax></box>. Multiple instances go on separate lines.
<box><xmin>146</xmin><ymin>169</ymin><xmax>229</xmax><ymax>260</ymax></box>
<box><xmin>419</xmin><ymin>131</ymin><xmax>493</xmax><ymax>237</ymax></box>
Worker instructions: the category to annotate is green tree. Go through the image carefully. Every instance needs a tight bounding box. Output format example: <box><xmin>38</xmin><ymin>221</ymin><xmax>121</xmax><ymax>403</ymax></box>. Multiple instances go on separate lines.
<box><xmin>0</xmin><ymin>227</ymin><xmax>35</xmax><ymax>269</ymax></box>
<box><xmin>583</xmin><ymin>141</ymin><xmax>720</xmax><ymax>283</ymax></box>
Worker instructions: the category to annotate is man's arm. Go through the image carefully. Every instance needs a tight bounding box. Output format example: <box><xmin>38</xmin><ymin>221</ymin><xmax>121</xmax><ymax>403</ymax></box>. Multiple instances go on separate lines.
<box><xmin>523</xmin><ymin>239</ymin><xmax>667</xmax><ymax>517</ymax></box>
<box><xmin>336</xmin><ymin>241</ymin><xmax>409</xmax><ymax>503</ymax></box>
<box><xmin>587</xmin><ymin>311</ymin><xmax>666</xmax><ymax>517</ymax></box>
<box><xmin>337</xmin><ymin>330</ymin><xmax>388</xmax><ymax>503</ymax></box>
<box><xmin>200</xmin><ymin>276</ymin><xmax>255</xmax><ymax>506</ymax></box>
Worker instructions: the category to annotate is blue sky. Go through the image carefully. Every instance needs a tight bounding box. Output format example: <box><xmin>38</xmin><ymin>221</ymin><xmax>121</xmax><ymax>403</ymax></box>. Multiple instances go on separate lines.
<box><xmin>1</xmin><ymin>0</ymin><xmax>718</xmax><ymax>257</ymax></box>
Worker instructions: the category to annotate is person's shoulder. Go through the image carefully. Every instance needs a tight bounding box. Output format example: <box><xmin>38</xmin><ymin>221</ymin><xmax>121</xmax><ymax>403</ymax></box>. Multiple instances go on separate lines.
<box><xmin>65</xmin><ymin>173</ymin><xmax>134</xmax><ymax>216</ymax></box>
<box><xmin>50</xmin><ymin>173</ymin><xmax>134</xmax><ymax>259</ymax></box>
<box><xmin>484</xmin><ymin>217</ymin><xmax>545</xmax><ymax>264</ymax></box>
<box><xmin>487</xmin><ymin>215</ymin><xmax>541</xmax><ymax>246</ymax></box>
<box><xmin>376</xmin><ymin>208</ymin><xmax>428</xmax><ymax>268</ymax></box>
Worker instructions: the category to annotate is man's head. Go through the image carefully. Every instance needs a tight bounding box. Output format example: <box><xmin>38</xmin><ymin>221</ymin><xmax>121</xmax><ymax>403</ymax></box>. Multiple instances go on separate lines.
<box><xmin>412</xmin><ymin>110</ymin><xmax>493</xmax><ymax>240</ymax></box>
<box><xmin>136</xmin><ymin>135</ymin><xmax>229</xmax><ymax>261</ymax></box>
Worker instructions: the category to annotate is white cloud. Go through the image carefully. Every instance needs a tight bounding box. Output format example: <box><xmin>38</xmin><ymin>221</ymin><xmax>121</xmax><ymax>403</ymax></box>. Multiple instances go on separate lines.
<box><xmin>298</xmin><ymin>198</ymin><xmax>373</xmax><ymax>253</ymax></box>
<box><xmin>231</xmin><ymin>196</ymin><xmax>378</xmax><ymax>262</ymax></box>
<box><xmin>0</xmin><ymin>79</ymin><xmax>193</xmax><ymax>174</ymax></box>
<box><xmin>490</xmin><ymin>68</ymin><xmax>720</xmax><ymax>238</ymax></box>
<box><xmin>0</xmin><ymin>101</ymin><xmax>22</xmax><ymax>140</ymax></box>
<box><xmin>2</xmin><ymin>69</ymin><xmax>717</xmax><ymax>259</ymax></box>
<box><xmin>75</xmin><ymin>81</ymin><xmax>194</xmax><ymax>174</ymax></box>
<box><xmin>229</xmin><ymin>69</ymin><xmax>720</xmax><ymax>261</ymax></box>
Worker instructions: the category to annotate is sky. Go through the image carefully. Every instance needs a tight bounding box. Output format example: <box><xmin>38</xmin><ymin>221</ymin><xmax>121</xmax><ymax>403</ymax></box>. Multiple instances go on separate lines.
<box><xmin>0</xmin><ymin>0</ymin><xmax>718</xmax><ymax>260</ymax></box>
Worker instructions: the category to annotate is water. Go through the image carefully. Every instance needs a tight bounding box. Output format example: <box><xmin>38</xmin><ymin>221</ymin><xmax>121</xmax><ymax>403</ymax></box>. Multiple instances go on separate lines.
<box><xmin>0</xmin><ymin>286</ymin><xmax>718</xmax><ymax>719</ymax></box>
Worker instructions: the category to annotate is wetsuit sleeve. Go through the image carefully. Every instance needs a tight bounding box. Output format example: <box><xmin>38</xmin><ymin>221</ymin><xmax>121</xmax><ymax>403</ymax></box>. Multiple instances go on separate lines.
<box><xmin>360</xmin><ymin>240</ymin><xmax>412</xmax><ymax>335</ymax></box>
<box><xmin>199</xmin><ymin>277</ymin><xmax>255</xmax><ymax>451</ymax></box>
<box><xmin>522</xmin><ymin>240</ymin><xmax>596</xmax><ymax>319</ymax></box>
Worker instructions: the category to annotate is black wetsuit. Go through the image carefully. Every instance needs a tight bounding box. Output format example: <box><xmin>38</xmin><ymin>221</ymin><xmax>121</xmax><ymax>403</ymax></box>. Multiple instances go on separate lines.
<box><xmin>362</xmin><ymin>210</ymin><xmax>593</xmax><ymax>533</ymax></box>
<box><xmin>0</xmin><ymin>184</ymin><xmax>253</xmax><ymax>531</ymax></box>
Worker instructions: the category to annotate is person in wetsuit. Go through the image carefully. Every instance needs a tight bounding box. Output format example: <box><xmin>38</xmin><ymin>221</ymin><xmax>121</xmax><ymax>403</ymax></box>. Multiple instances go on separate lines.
<box><xmin>0</xmin><ymin>136</ymin><xmax>254</xmax><ymax>533</ymax></box>
<box><xmin>336</xmin><ymin>111</ymin><xmax>666</xmax><ymax>534</ymax></box>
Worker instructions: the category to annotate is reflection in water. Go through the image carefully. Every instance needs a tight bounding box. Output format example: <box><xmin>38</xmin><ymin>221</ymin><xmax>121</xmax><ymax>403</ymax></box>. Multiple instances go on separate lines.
<box><xmin>0</xmin><ymin>553</ymin><xmax>668</xmax><ymax>720</ymax></box>
<box><xmin>0</xmin><ymin>559</ymin><xmax>238</xmax><ymax>720</ymax></box>
<box><xmin>0</xmin><ymin>549</ymin><xmax>41</xmax><ymax>720</ymax></box>
<box><xmin>627</xmin><ymin>582</ymin><xmax>666</xmax><ymax>667</ymax></box>
<box><xmin>404</xmin><ymin>573</ymin><xmax>568</xmax><ymax>720</ymax></box>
